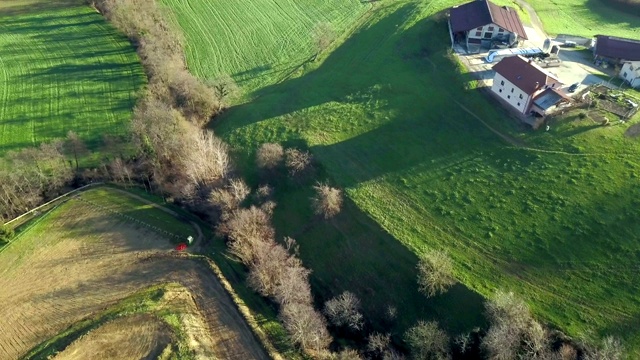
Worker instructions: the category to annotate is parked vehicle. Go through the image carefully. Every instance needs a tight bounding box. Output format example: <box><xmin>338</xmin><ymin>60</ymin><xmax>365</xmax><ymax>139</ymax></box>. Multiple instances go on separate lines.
<box><xmin>568</xmin><ymin>83</ymin><xmax>579</xmax><ymax>93</ymax></box>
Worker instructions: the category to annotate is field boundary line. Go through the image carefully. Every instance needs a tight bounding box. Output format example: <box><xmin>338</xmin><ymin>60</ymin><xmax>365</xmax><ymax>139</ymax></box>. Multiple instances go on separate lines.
<box><xmin>5</xmin><ymin>182</ymin><xmax>105</xmax><ymax>226</ymax></box>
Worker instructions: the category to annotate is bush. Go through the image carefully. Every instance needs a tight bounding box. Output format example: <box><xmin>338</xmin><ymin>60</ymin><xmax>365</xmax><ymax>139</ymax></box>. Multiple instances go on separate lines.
<box><xmin>311</xmin><ymin>183</ymin><xmax>343</xmax><ymax>219</ymax></box>
<box><xmin>416</xmin><ymin>250</ymin><xmax>456</xmax><ymax>297</ymax></box>
<box><xmin>256</xmin><ymin>143</ymin><xmax>284</xmax><ymax>170</ymax></box>
<box><xmin>0</xmin><ymin>223</ymin><xmax>14</xmax><ymax>243</ymax></box>
<box><xmin>324</xmin><ymin>291</ymin><xmax>364</xmax><ymax>330</ymax></box>
<box><xmin>578</xmin><ymin>112</ymin><xmax>587</xmax><ymax>120</ymax></box>
<box><xmin>285</xmin><ymin>148</ymin><xmax>313</xmax><ymax>178</ymax></box>
<box><xmin>404</xmin><ymin>321</ymin><xmax>450</xmax><ymax>360</ymax></box>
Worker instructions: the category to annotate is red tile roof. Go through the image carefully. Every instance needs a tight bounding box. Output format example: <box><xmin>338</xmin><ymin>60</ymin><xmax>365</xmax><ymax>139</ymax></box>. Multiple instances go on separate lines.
<box><xmin>449</xmin><ymin>0</ymin><xmax>528</xmax><ymax>40</ymax></box>
<box><xmin>493</xmin><ymin>56</ymin><xmax>562</xmax><ymax>95</ymax></box>
<box><xmin>594</xmin><ymin>35</ymin><xmax>640</xmax><ymax>61</ymax></box>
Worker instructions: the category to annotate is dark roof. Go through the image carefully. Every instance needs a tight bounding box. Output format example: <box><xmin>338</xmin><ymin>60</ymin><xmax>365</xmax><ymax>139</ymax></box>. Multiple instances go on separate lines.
<box><xmin>492</xmin><ymin>56</ymin><xmax>562</xmax><ymax>95</ymax></box>
<box><xmin>449</xmin><ymin>0</ymin><xmax>528</xmax><ymax>39</ymax></box>
<box><xmin>594</xmin><ymin>35</ymin><xmax>640</xmax><ymax>61</ymax></box>
<box><xmin>533</xmin><ymin>88</ymin><xmax>569</xmax><ymax>110</ymax></box>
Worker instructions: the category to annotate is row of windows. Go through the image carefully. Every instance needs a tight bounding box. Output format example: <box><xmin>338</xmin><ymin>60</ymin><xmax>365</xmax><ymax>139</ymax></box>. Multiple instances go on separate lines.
<box><xmin>475</xmin><ymin>26</ymin><xmax>505</xmax><ymax>32</ymax></box>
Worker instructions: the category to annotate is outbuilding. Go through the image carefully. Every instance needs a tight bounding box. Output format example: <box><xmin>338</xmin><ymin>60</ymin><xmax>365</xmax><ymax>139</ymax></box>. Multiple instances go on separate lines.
<box><xmin>449</xmin><ymin>0</ymin><xmax>528</xmax><ymax>51</ymax></box>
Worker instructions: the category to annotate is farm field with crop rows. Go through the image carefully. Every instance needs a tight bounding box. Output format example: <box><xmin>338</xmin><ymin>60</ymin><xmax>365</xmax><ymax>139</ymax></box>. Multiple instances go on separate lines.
<box><xmin>161</xmin><ymin>0</ymin><xmax>369</xmax><ymax>93</ymax></box>
<box><xmin>210</xmin><ymin>0</ymin><xmax>640</xmax><ymax>353</ymax></box>
<box><xmin>0</xmin><ymin>2</ymin><xmax>144</xmax><ymax>155</ymax></box>
<box><xmin>0</xmin><ymin>187</ymin><xmax>268</xmax><ymax>360</ymax></box>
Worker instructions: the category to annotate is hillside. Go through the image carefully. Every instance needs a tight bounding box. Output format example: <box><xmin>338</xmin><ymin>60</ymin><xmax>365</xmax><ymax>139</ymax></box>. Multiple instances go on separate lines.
<box><xmin>209</xmin><ymin>0</ymin><xmax>640</xmax><ymax>353</ymax></box>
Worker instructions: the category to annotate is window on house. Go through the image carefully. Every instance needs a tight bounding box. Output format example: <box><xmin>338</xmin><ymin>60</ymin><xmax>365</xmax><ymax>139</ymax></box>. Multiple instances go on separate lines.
<box><xmin>507</xmin><ymin>95</ymin><xmax>511</xmax><ymax>99</ymax></box>
<box><xmin>630</xmin><ymin>65</ymin><xmax>634</xmax><ymax>71</ymax></box>
<box><xmin>500</xmin><ymin>80</ymin><xmax>505</xmax><ymax>85</ymax></box>
<box><xmin>519</xmin><ymin>94</ymin><xmax>523</xmax><ymax>99</ymax></box>
<box><xmin>511</xmin><ymin>88</ymin><xmax>514</xmax><ymax>93</ymax></box>
<box><xmin>498</xmin><ymin>28</ymin><xmax>504</xmax><ymax>32</ymax></box>
<box><xmin>477</xmin><ymin>27</ymin><xmax>483</xmax><ymax>30</ymax></box>
<box><xmin>475</xmin><ymin>31</ymin><xmax>482</xmax><ymax>37</ymax></box>
<box><xmin>488</xmin><ymin>26</ymin><xmax>494</xmax><ymax>31</ymax></box>
<box><xmin>624</xmin><ymin>72</ymin><xmax>628</xmax><ymax>78</ymax></box>
<box><xmin>517</xmin><ymin>102</ymin><xmax>521</xmax><ymax>106</ymax></box>
<box><xmin>484</xmin><ymin>32</ymin><xmax>493</xmax><ymax>39</ymax></box>
<box><xmin>499</xmin><ymin>89</ymin><xmax>502</xmax><ymax>93</ymax></box>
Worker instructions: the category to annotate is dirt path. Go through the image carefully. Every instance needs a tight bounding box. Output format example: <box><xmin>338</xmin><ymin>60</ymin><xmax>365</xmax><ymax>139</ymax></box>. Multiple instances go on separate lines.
<box><xmin>514</xmin><ymin>0</ymin><xmax>547</xmax><ymax>38</ymax></box>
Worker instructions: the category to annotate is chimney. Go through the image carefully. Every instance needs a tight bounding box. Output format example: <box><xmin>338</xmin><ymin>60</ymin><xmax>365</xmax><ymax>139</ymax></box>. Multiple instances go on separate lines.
<box><xmin>535</xmin><ymin>81</ymin><xmax>540</xmax><ymax>89</ymax></box>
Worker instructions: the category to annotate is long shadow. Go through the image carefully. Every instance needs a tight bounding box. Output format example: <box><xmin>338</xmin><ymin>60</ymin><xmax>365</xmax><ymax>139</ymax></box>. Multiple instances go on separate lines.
<box><xmin>585</xmin><ymin>0</ymin><xmax>640</xmax><ymax>27</ymax></box>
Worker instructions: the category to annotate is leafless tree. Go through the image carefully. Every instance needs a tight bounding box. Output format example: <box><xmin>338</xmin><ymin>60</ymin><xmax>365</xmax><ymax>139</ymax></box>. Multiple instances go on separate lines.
<box><xmin>209</xmin><ymin>178</ymin><xmax>250</xmax><ymax>216</ymax></box>
<box><xmin>256</xmin><ymin>143</ymin><xmax>284</xmax><ymax>170</ymax></box>
<box><xmin>555</xmin><ymin>344</ymin><xmax>578</xmax><ymax>360</ymax></box>
<box><xmin>65</xmin><ymin>130</ymin><xmax>88</xmax><ymax>170</ymax></box>
<box><xmin>311</xmin><ymin>183</ymin><xmax>343</xmax><ymax>219</ymax></box>
<box><xmin>324</xmin><ymin>291</ymin><xmax>364</xmax><ymax>330</ymax></box>
<box><xmin>254</xmin><ymin>184</ymin><xmax>274</xmax><ymax>203</ymax></box>
<box><xmin>331</xmin><ymin>348</ymin><xmax>363</xmax><ymax>360</ymax></box>
<box><xmin>217</xmin><ymin>206</ymin><xmax>275</xmax><ymax>264</ymax></box>
<box><xmin>273</xmin><ymin>258</ymin><xmax>313</xmax><ymax>306</ymax></box>
<box><xmin>583</xmin><ymin>337</ymin><xmax>624</xmax><ymax>360</ymax></box>
<box><xmin>285</xmin><ymin>148</ymin><xmax>313</xmax><ymax>178</ymax></box>
<box><xmin>404</xmin><ymin>321</ymin><xmax>450</xmax><ymax>360</ymax></box>
<box><xmin>247</xmin><ymin>241</ymin><xmax>290</xmax><ymax>297</ymax></box>
<box><xmin>367</xmin><ymin>332</ymin><xmax>391</xmax><ymax>356</ymax></box>
<box><xmin>417</xmin><ymin>250</ymin><xmax>456</xmax><ymax>297</ymax></box>
<box><xmin>182</xmin><ymin>129</ymin><xmax>229</xmax><ymax>188</ymax></box>
<box><xmin>109</xmin><ymin>157</ymin><xmax>133</xmax><ymax>185</ymax></box>
<box><xmin>280</xmin><ymin>302</ymin><xmax>332</xmax><ymax>353</ymax></box>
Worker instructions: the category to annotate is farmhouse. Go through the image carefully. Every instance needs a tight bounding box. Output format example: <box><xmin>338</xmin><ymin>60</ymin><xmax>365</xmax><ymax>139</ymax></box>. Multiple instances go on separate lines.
<box><xmin>491</xmin><ymin>55</ymin><xmax>567</xmax><ymax>119</ymax></box>
<box><xmin>449</xmin><ymin>0</ymin><xmax>527</xmax><ymax>51</ymax></box>
<box><xmin>621</xmin><ymin>61</ymin><xmax>640</xmax><ymax>88</ymax></box>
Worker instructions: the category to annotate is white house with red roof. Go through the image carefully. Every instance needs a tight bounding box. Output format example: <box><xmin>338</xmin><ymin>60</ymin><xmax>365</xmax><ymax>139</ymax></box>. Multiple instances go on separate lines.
<box><xmin>491</xmin><ymin>56</ymin><xmax>569</xmax><ymax>117</ymax></box>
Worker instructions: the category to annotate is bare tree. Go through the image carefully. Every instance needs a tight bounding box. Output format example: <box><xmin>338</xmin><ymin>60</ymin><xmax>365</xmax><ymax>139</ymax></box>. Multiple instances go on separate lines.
<box><xmin>217</xmin><ymin>206</ymin><xmax>275</xmax><ymax>264</ymax></box>
<box><xmin>256</xmin><ymin>143</ymin><xmax>284</xmax><ymax>170</ymax></box>
<box><xmin>555</xmin><ymin>344</ymin><xmax>578</xmax><ymax>360</ymax></box>
<box><xmin>247</xmin><ymin>241</ymin><xmax>290</xmax><ymax>297</ymax></box>
<box><xmin>182</xmin><ymin>129</ymin><xmax>229</xmax><ymax>188</ymax></box>
<box><xmin>324</xmin><ymin>291</ymin><xmax>364</xmax><ymax>330</ymax></box>
<box><xmin>280</xmin><ymin>302</ymin><xmax>332</xmax><ymax>353</ymax></box>
<box><xmin>404</xmin><ymin>321</ymin><xmax>450</xmax><ymax>360</ymax></box>
<box><xmin>417</xmin><ymin>250</ymin><xmax>456</xmax><ymax>297</ymax></box>
<box><xmin>311</xmin><ymin>183</ymin><xmax>343</xmax><ymax>219</ymax></box>
<box><xmin>285</xmin><ymin>148</ymin><xmax>313</xmax><ymax>178</ymax></box>
<box><xmin>583</xmin><ymin>337</ymin><xmax>624</xmax><ymax>360</ymax></box>
<box><xmin>367</xmin><ymin>332</ymin><xmax>391</xmax><ymax>356</ymax></box>
<box><xmin>65</xmin><ymin>130</ymin><xmax>88</xmax><ymax>170</ymax></box>
<box><xmin>331</xmin><ymin>348</ymin><xmax>363</xmax><ymax>360</ymax></box>
<box><xmin>273</xmin><ymin>258</ymin><xmax>313</xmax><ymax>306</ymax></box>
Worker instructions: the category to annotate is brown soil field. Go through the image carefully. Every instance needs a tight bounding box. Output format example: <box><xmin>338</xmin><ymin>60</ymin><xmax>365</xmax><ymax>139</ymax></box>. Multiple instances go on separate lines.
<box><xmin>0</xmin><ymin>193</ymin><xmax>269</xmax><ymax>360</ymax></box>
<box><xmin>53</xmin><ymin>314</ymin><xmax>172</xmax><ymax>360</ymax></box>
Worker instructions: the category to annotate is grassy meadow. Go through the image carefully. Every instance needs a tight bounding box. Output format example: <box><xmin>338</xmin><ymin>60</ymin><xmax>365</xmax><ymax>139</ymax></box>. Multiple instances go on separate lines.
<box><xmin>527</xmin><ymin>0</ymin><xmax>640</xmax><ymax>38</ymax></box>
<box><xmin>159</xmin><ymin>0</ymin><xmax>370</xmax><ymax>93</ymax></box>
<box><xmin>188</xmin><ymin>0</ymin><xmax>640</xmax><ymax>352</ymax></box>
<box><xmin>0</xmin><ymin>1</ymin><xmax>144</xmax><ymax>155</ymax></box>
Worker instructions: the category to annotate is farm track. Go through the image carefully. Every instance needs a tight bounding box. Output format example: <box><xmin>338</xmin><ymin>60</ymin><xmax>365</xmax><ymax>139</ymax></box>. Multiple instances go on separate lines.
<box><xmin>0</xmin><ymin>193</ymin><xmax>269</xmax><ymax>360</ymax></box>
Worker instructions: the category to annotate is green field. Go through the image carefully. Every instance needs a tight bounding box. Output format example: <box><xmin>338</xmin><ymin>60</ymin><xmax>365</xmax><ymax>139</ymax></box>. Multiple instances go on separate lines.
<box><xmin>188</xmin><ymin>0</ymin><xmax>640</xmax><ymax>353</ymax></box>
<box><xmin>0</xmin><ymin>2</ymin><xmax>144</xmax><ymax>155</ymax></box>
<box><xmin>527</xmin><ymin>0</ymin><xmax>640</xmax><ymax>38</ymax></box>
<box><xmin>160</xmin><ymin>0</ymin><xmax>370</xmax><ymax>93</ymax></box>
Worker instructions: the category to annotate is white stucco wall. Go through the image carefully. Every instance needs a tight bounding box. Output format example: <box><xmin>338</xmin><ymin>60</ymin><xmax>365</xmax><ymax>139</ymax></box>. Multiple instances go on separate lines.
<box><xmin>467</xmin><ymin>23</ymin><xmax>510</xmax><ymax>40</ymax></box>
<box><xmin>621</xmin><ymin>61</ymin><xmax>640</xmax><ymax>88</ymax></box>
<box><xmin>490</xmin><ymin>73</ymin><xmax>531</xmax><ymax>114</ymax></box>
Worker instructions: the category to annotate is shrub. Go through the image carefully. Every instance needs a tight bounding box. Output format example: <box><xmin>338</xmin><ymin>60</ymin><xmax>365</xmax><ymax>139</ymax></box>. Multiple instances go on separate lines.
<box><xmin>0</xmin><ymin>223</ymin><xmax>14</xmax><ymax>243</ymax></box>
<box><xmin>324</xmin><ymin>291</ymin><xmax>364</xmax><ymax>330</ymax></box>
<box><xmin>311</xmin><ymin>183</ymin><xmax>343</xmax><ymax>219</ymax></box>
<box><xmin>416</xmin><ymin>250</ymin><xmax>456</xmax><ymax>297</ymax></box>
<box><xmin>404</xmin><ymin>321</ymin><xmax>450</xmax><ymax>360</ymax></box>
<box><xmin>256</xmin><ymin>143</ymin><xmax>284</xmax><ymax>170</ymax></box>
<box><xmin>578</xmin><ymin>112</ymin><xmax>587</xmax><ymax>120</ymax></box>
<box><xmin>284</xmin><ymin>148</ymin><xmax>313</xmax><ymax>178</ymax></box>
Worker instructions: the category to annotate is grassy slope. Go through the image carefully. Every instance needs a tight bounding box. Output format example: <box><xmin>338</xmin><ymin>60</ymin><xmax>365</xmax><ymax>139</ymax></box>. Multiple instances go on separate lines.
<box><xmin>0</xmin><ymin>2</ymin><xmax>144</xmax><ymax>155</ymax></box>
<box><xmin>159</xmin><ymin>0</ymin><xmax>369</xmax><ymax>93</ymax></box>
<box><xmin>208</xmin><ymin>0</ymin><xmax>640</xmax><ymax>352</ymax></box>
<box><xmin>527</xmin><ymin>0</ymin><xmax>640</xmax><ymax>38</ymax></box>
